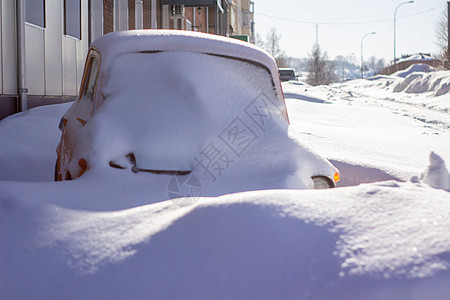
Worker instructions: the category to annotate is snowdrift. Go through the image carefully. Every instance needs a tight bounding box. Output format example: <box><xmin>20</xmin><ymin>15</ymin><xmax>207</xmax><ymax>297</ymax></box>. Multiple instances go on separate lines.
<box><xmin>412</xmin><ymin>152</ymin><xmax>450</xmax><ymax>192</ymax></box>
<box><xmin>332</xmin><ymin>64</ymin><xmax>450</xmax><ymax>99</ymax></box>
<box><xmin>393</xmin><ymin>63</ymin><xmax>434</xmax><ymax>78</ymax></box>
<box><xmin>393</xmin><ymin>64</ymin><xmax>450</xmax><ymax>96</ymax></box>
<box><xmin>1</xmin><ymin>177</ymin><xmax>450</xmax><ymax>299</ymax></box>
<box><xmin>283</xmin><ymin>65</ymin><xmax>450</xmax><ymax>184</ymax></box>
<box><xmin>0</xmin><ymin>103</ymin><xmax>69</xmax><ymax>182</ymax></box>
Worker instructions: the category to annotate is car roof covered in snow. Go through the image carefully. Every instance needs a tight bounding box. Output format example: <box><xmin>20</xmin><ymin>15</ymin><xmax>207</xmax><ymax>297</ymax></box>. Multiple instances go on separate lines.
<box><xmin>92</xmin><ymin>30</ymin><xmax>273</xmax><ymax>63</ymax></box>
<box><xmin>90</xmin><ymin>30</ymin><xmax>283</xmax><ymax>100</ymax></box>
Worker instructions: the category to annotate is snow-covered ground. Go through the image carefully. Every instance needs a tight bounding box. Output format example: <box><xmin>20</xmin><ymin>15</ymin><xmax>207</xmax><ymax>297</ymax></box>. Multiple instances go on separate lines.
<box><xmin>284</xmin><ymin>64</ymin><xmax>450</xmax><ymax>187</ymax></box>
<box><xmin>1</xmin><ymin>64</ymin><xmax>449</xmax><ymax>299</ymax></box>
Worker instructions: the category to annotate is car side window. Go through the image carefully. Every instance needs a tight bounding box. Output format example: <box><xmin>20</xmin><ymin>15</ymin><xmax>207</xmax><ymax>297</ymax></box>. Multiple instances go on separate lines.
<box><xmin>83</xmin><ymin>57</ymin><xmax>99</xmax><ymax>101</ymax></box>
<box><xmin>77</xmin><ymin>53</ymin><xmax>100</xmax><ymax>123</ymax></box>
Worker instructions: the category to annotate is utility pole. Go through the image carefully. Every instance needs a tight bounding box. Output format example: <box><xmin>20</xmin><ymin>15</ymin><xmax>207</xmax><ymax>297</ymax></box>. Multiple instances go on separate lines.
<box><xmin>315</xmin><ymin>23</ymin><xmax>319</xmax><ymax>45</ymax></box>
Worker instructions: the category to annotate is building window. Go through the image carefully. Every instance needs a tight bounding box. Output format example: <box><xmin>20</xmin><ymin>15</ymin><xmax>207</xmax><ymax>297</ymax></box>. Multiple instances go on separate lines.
<box><xmin>242</xmin><ymin>10</ymin><xmax>250</xmax><ymax>27</ymax></box>
<box><xmin>25</xmin><ymin>0</ymin><xmax>45</xmax><ymax>28</ymax></box>
<box><xmin>64</xmin><ymin>0</ymin><xmax>81</xmax><ymax>39</ymax></box>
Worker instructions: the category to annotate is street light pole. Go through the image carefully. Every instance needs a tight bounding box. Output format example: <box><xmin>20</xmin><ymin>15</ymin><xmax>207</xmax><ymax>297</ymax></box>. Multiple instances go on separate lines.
<box><xmin>361</xmin><ymin>32</ymin><xmax>376</xmax><ymax>79</ymax></box>
<box><xmin>394</xmin><ymin>1</ymin><xmax>414</xmax><ymax>70</ymax></box>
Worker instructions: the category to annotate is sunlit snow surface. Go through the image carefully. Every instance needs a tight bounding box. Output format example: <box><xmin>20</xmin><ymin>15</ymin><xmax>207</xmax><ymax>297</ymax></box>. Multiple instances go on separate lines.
<box><xmin>285</xmin><ymin>64</ymin><xmax>450</xmax><ymax>186</ymax></box>
<box><xmin>1</xmin><ymin>177</ymin><xmax>450</xmax><ymax>299</ymax></box>
<box><xmin>1</xmin><ymin>65</ymin><xmax>450</xmax><ymax>299</ymax></box>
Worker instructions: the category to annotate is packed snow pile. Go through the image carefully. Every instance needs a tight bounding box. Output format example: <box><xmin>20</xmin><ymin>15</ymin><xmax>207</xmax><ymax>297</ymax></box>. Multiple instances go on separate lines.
<box><xmin>411</xmin><ymin>152</ymin><xmax>450</xmax><ymax>192</ymax></box>
<box><xmin>0</xmin><ymin>103</ymin><xmax>69</xmax><ymax>182</ymax></box>
<box><xmin>283</xmin><ymin>66</ymin><xmax>450</xmax><ymax>184</ymax></box>
<box><xmin>393</xmin><ymin>65</ymin><xmax>450</xmax><ymax>96</ymax></box>
<box><xmin>333</xmin><ymin>64</ymin><xmax>450</xmax><ymax>100</ymax></box>
<box><xmin>1</xmin><ymin>171</ymin><xmax>450</xmax><ymax>299</ymax></box>
<box><xmin>393</xmin><ymin>63</ymin><xmax>434</xmax><ymax>78</ymax></box>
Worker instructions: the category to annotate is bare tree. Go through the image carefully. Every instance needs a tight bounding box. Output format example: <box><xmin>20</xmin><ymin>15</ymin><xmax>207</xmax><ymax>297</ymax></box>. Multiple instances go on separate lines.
<box><xmin>306</xmin><ymin>43</ymin><xmax>336</xmax><ymax>86</ymax></box>
<box><xmin>264</xmin><ymin>27</ymin><xmax>282</xmax><ymax>58</ymax></box>
<box><xmin>257</xmin><ymin>27</ymin><xmax>289</xmax><ymax>68</ymax></box>
<box><xmin>254</xmin><ymin>33</ymin><xmax>265</xmax><ymax>49</ymax></box>
<box><xmin>436</xmin><ymin>8</ymin><xmax>448</xmax><ymax>61</ymax></box>
<box><xmin>367</xmin><ymin>56</ymin><xmax>386</xmax><ymax>75</ymax></box>
<box><xmin>275</xmin><ymin>54</ymin><xmax>290</xmax><ymax>68</ymax></box>
<box><xmin>375</xmin><ymin>58</ymin><xmax>386</xmax><ymax>74</ymax></box>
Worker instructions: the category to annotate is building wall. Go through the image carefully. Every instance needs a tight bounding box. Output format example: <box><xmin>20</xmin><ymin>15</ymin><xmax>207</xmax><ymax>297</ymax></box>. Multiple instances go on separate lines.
<box><xmin>25</xmin><ymin>25</ymin><xmax>45</xmax><ymax>95</ymax></box>
<box><xmin>0</xmin><ymin>0</ymin><xmax>89</xmax><ymax>97</ymax></box>
<box><xmin>143</xmin><ymin>0</ymin><xmax>151</xmax><ymax>28</ymax></box>
<box><xmin>90</xmin><ymin>0</ymin><xmax>104</xmax><ymax>43</ymax></box>
<box><xmin>115</xmin><ymin>0</ymin><xmax>129</xmax><ymax>31</ymax></box>
<box><xmin>24</xmin><ymin>0</ymin><xmax>89</xmax><ymax>97</ymax></box>
<box><xmin>134</xmin><ymin>0</ymin><xmax>142</xmax><ymax>29</ymax></box>
<box><xmin>128</xmin><ymin>0</ymin><xmax>135</xmax><ymax>29</ymax></box>
<box><xmin>45</xmin><ymin>0</ymin><xmax>63</xmax><ymax>95</ymax></box>
<box><xmin>1</xmin><ymin>0</ymin><xmax>18</xmax><ymax>95</ymax></box>
<box><xmin>228</xmin><ymin>0</ymin><xmax>253</xmax><ymax>42</ymax></box>
<box><xmin>0</xmin><ymin>2</ymin><xmax>2</xmax><ymax>95</ymax></box>
<box><xmin>229</xmin><ymin>0</ymin><xmax>242</xmax><ymax>35</ymax></box>
<box><xmin>0</xmin><ymin>0</ymin><xmax>90</xmax><ymax>118</ymax></box>
<box><xmin>104</xmin><ymin>0</ymin><xmax>114</xmax><ymax>33</ymax></box>
<box><xmin>195</xmin><ymin>6</ymin><xmax>207</xmax><ymax>33</ymax></box>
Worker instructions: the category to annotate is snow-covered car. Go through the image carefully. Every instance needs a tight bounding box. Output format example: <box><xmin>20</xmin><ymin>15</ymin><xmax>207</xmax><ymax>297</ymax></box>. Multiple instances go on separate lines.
<box><xmin>55</xmin><ymin>30</ymin><xmax>339</xmax><ymax>190</ymax></box>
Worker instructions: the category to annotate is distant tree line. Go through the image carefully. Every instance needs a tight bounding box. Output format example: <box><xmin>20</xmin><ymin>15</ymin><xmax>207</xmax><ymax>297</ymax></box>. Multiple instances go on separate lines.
<box><xmin>306</xmin><ymin>43</ymin><xmax>336</xmax><ymax>86</ymax></box>
<box><xmin>256</xmin><ymin>27</ymin><xmax>387</xmax><ymax>86</ymax></box>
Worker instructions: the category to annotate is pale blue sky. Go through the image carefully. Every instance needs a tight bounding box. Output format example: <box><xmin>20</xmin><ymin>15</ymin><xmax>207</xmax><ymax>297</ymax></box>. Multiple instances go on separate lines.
<box><xmin>253</xmin><ymin>0</ymin><xmax>446</xmax><ymax>63</ymax></box>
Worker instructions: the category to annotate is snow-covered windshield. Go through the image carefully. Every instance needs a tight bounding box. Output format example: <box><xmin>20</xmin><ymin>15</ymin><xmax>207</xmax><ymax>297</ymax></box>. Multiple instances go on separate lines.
<box><xmin>102</xmin><ymin>51</ymin><xmax>279</xmax><ymax>105</ymax></box>
<box><xmin>92</xmin><ymin>51</ymin><xmax>289</xmax><ymax>172</ymax></box>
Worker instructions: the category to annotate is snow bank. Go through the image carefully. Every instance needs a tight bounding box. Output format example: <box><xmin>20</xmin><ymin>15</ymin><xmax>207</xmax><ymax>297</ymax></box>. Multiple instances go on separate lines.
<box><xmin>1</xmin><ymin>178</ymin><xmax>450</xmax><ymax>299</ymax></box>
<box><xmin>283</xmin><ymin>68</ymin><xmax>450</xmax><ymax>183</ymax></box>
<box><xmin>411</xmin><ymin>152</ymin><xmax>450</xmax><ymax>192</ymax></box>
<box><xmin>393</xmin><ymin>63</ymin><xmax>434</xmax><ymax>78</ymax></box>
<box><xmin>393</xmin><ymin>65</ymin><xmax>450</xmax><ymax>96</ymax></box>
<box><xmin>331</xmin><ymin>64</ymin><xmax>449</xmax><ymax>98</ymax></box>
<box><xmin>0</xmin><ymin>103</ymin><xmax>71</xmax><ymax>182</ymax></box>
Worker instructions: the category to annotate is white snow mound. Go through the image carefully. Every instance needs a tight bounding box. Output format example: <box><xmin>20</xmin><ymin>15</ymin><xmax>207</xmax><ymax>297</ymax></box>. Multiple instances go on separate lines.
<box><xmin>412</xmin><ymin>152</ymin><xmax>450</xmax><ymax>192</ymax></box>
<box><xmin>1</xmin><ymin>179</ymin><xmax>450</xmax><ymax>299</ymax></box>
<box><xmin>394</xmin><ymin>63</ymin><xmax>434</xmax><ymax>78</ymax></box>
<box><xmin>390</xmin><ymin>64</ymin><xmax>450</xmax><ymax>96</ymax></box>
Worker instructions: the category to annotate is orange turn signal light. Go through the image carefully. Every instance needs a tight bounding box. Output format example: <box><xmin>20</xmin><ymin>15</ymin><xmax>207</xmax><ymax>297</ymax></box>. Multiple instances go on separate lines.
<box><xmin>78</xmin><ymin>158</ymin><xmax>88</xmax><ymax>170</ymax></box>
<box><xmin>334</xmin><ymin>172</ymin><xmax>340</xmax><ymax>182</ymax></box>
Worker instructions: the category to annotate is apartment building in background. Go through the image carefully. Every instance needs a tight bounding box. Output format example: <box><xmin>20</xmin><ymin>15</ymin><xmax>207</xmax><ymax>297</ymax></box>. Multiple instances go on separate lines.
<box><xmin>228</xmin><ymin>0</ymin><xmax>254</xmax><ymax>43</ymax></box>
<box><xmin>1</xmin><ymin>0</ymin><xmax>254</xmax><ymax>119</ymax></box>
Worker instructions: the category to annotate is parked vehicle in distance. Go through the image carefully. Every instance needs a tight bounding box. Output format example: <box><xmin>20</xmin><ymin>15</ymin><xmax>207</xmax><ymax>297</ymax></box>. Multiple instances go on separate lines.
<box><xmin>279</xmin><ymin>68</ymin><xmax>298</xmax><ymax>81</ymax></box>
<box><xmin>55</xmin><ymin>30</ymin><xmax>339</xmax><ymax>190</ymax></box>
